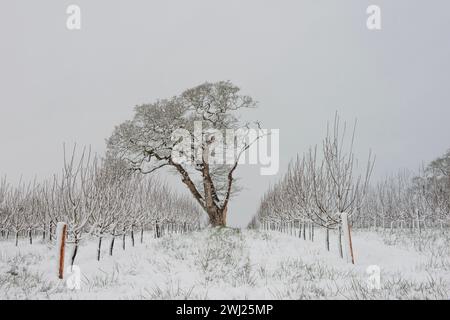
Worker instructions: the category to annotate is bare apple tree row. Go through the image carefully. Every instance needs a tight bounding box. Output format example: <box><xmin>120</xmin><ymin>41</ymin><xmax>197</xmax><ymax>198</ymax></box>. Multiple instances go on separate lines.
<box><xmin>252</xmin><ymin>114</ymin><xmax>449</xmax><ymax>260</ymax></box>
<box><xmin>252</xmin><ymin>113</ymin><xmax>375</xmax><ymax>260</ymax></box>
<box><xmin>0</xmin><ymin>145</ymin><xmax>203</xmax><ymax>264</ymax></box>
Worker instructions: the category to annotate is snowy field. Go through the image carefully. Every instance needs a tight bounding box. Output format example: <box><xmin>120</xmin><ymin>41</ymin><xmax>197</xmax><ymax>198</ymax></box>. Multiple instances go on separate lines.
<box><xmin>0</xmin><ymin>227</ymin><xmax>449</xmax><ymax>300</ymax></box>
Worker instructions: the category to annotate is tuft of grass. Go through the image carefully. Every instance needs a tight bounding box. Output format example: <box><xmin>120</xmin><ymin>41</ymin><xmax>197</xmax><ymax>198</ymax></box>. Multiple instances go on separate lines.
<box><xmin>0</xmin><ymin>265</ymin><xmax>54</xmax><ymax>299</ymax></box>
<box><xmin>138</xmin><ymin>280</ymin><xmax>200</xmax><ymax>300</ymax></box>
<box><xmin>83</xmin><ymin>265</ymin><xmax>120</xmax><ymax>290</ymax></box>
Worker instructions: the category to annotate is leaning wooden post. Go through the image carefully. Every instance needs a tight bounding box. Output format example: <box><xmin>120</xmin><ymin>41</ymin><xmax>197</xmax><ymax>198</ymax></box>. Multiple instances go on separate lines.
<box><xmin>341</xmin><ymin>213</ymin><xmax>355</xmax><ymax>264</ymax></box>
<box><xmin>56</xmin><ymin>222</ymin><xmax>68</xmax><ymax>279</ymax></box>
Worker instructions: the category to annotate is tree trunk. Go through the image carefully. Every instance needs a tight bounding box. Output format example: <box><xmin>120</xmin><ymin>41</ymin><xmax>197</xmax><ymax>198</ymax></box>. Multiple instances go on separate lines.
<box><xmin>29</xmin><ymin>229</ymin><xmax>33</xmax><ymax>245</ymax></box>
<box><xmin>49</xmin><ymin>223</ymin><xmax>53</xmax><ymax>241</ymax></box>
<box><xmin>308</xmin><ymin>223</ymin><xmax>311</xmax><ymax>240</ymax></box>
<box><xmin>325</xmin><ymin>227</ymin><xmax>330</xmax><ymax>251</ymax></box>
<box><xmin>15</xmin><ymin>231</ymin><xmax>19</xmax><ymax>247</ymax></box>
<box><xmin>109</xmin><ymin>236</ymin><xmax>115</xmax><ymax>256</ymax></box>
<box><xmin>156</xmin><ymin>222</ymin><xmax>161</xmax><ymax>238</ymax></box>
<box><xmin>417</xmin><ymin>210</ymin><xmax>421</xmax><ymax>235</ymax></box>
<box><xmin>303</xmin><ymin>223</ymin><xmax>306</xmax><ymax>240</ymax></box>
<box><xmin>97</xmin><ymin>236</ymin><xmax>102</xmax><ymax>261</ymax></box>
<box><xmin>338</xmin><ymin>225</ymin><xmax>343</xmax><ymax>258</ymax></box>
<box><xmin>140</xmin><ymin>226</ymin><xmax>144</xmax><ymax>244</ymax></box>
<box><xmin>71</xmin><ymin>239</ymin><xmax>79</xmax><ymax>267</ymax></box>
<box><xmin>131</xmin><ymin>226</ymin><xmax>135</xmax><ymax>247</ymax></box>
<box><xmin>208</xmin><ymin>206</ymin><xmax>227</xmax><ymax>227</ymax></box>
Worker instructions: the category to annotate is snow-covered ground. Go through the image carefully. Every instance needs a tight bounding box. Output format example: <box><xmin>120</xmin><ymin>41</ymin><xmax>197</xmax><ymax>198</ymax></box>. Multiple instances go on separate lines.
<box><xmin>0</xmin><ymin>227</ymin><xmax>449</xmax><ymax>299</ymax></box>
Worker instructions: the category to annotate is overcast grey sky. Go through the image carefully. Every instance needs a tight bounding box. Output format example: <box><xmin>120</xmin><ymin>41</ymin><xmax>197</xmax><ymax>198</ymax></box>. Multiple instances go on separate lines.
<box><xmin>1</xmin><ymin>1</ymin><xmax>449</xmax><ymax>226</ymax></box>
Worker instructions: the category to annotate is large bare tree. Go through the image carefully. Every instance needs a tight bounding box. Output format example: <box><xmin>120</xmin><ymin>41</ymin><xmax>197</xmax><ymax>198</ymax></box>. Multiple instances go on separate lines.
<box><xmin>107</xmin><ymin>81</ymin><xmax>262</xmax><ymax>227</ymax></box>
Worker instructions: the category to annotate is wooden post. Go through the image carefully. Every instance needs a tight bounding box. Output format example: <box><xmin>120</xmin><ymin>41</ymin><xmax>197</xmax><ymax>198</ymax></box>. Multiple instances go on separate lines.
<box><xmin>56</xmin><ymin>222</ymin><xmax>67</xmax><ymax>279</ymax></box>
<box><xmin>341</xmin><ymin>213</ymin><xmax>355</xmax><ymax>264</ymax></box>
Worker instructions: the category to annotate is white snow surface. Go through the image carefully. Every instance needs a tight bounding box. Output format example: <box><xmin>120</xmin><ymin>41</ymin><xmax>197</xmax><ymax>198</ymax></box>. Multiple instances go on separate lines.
<box><xmin>0</xmin><ymin>227</ymin><xmax>449</xmax><ymax>299</ymax></box>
